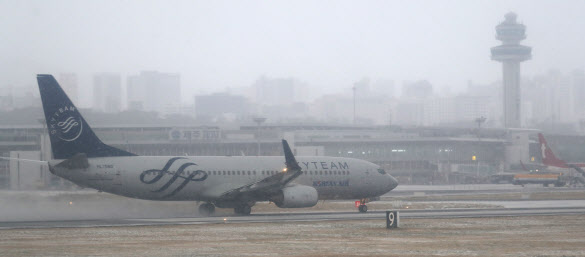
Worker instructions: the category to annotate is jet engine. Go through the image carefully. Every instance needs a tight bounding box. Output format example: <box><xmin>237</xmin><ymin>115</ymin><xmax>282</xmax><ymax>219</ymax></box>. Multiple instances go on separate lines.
<box><xmin>272</xmin><ymin>184</ymin><xmax>318</xmax><ymax>208</ymax></box>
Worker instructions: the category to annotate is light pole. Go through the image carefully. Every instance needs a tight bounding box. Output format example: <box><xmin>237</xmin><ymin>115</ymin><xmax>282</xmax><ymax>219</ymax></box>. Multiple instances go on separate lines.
<box><xmin>475</xmin><ymin>116</ymin><xmax>486</xmax><ymax>139</ymax></box>
<box><xmin>474</xmin><ymin>116</ymin><xmax>486</xmax><ymax>179</ymax></box>
<box><xmin>37</xmin><ymin>118</ymin><xmax>47</xmax><ymax>187</ymax></box>
<box><xmin>253</xmin><ymin>117</ymin><xmax>266</xmax><ymax>156</ymax></box>
<box><xmin>352</xmin><ymin>85</ymin><xmax>356</xmax><ymax>125</ymax></box>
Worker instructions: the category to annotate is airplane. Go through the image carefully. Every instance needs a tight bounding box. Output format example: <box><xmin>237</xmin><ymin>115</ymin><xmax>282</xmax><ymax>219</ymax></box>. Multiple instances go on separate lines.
<box><xmin>34</xmin><ymin>74</ymin><xmax>398</xmax><ymax>216</ymax></box>
<box><xmin>538</xmin><ymin>133</ymin><xmax>585</xmax><ymax>177</ymax></box>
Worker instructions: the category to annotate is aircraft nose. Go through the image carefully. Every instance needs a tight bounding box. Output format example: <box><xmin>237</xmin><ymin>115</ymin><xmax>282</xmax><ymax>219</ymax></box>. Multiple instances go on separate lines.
<box><xmin>387</xmin><ymin>175</ymin><xmax>399</xmax><ymax>191</ymax></box>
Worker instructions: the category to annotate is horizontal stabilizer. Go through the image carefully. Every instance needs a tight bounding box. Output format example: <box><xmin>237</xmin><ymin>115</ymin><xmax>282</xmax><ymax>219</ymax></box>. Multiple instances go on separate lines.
<box><xmin>55</xmin><ymin>153</ymin><xmax>89</xmax><ymax>169</ymax></box>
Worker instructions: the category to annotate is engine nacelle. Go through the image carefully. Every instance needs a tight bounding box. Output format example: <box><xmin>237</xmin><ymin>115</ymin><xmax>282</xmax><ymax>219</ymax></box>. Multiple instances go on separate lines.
<box><xmin>272</xmin><ymin>185</ymin><xmax>318</xmax><ymax>208</ymax></box>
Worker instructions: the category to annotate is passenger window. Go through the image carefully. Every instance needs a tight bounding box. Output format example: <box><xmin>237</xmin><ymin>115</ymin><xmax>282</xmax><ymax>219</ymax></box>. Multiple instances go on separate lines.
<box><xmin>319</xmin><ymin>171</ymin><xmax>322</xmax><ymax>175</ymax></box>
<box><xmin>247</xmin><ymin>171</ymin><xmax>251</xmax><ymax>175</ymax></box>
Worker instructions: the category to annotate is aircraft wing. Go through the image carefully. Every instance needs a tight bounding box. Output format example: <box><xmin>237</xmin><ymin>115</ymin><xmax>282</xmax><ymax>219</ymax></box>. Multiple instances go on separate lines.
<box><xmin>216</xmin><ymin>140</ymin><xmax>302</xmax><ymax>202</ymax></box>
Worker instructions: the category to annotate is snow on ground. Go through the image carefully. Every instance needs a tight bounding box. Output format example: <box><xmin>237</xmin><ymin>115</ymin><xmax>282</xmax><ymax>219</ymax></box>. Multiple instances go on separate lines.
<box><xmin>1</xmin><ymin>215</ymin><xmax>584</xmax><ymax>256</ymax></box>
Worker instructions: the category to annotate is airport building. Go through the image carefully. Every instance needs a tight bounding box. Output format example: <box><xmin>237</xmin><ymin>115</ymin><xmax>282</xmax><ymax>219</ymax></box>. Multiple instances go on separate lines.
<box><xmin>0</xmin><ymin>124</ymin><xmax>552</xmax><ymax>190</ymax></box>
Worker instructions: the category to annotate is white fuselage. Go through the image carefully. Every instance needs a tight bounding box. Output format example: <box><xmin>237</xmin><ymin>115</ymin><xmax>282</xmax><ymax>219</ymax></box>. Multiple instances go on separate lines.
<box><xmin>49</xmin><ymin>156</ymin><xmax>396</xmax><ymax>202</ymax></box>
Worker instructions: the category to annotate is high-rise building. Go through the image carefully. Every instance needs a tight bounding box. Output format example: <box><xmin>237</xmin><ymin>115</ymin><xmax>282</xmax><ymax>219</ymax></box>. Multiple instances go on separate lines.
<box><xmin>58</xmin><ymin>73</ymin><xmax>79</xmax><ymax>103</ymax></box>
<box><xmin>572</xmin><ymin>70</ymin><xmax>585</xmax><ymax>115</ymax></box>
<box><xmin>252</xmin><ymin>76</ymin><xmax>308</xmax><ymax>105</ymax></box>
<box><xmin>93</xmin><ymin>73</ymin><xmax>122</xmax><ymax>113</ymax></box>
<box><xmin>195</xmin><ymin>93</ymin><xmax>250</xmax><ymax>122</ymax></box>
<box><xmin>522</xmin><ymin>70</ymin><xmax>584</xmax><ymax>127</ymax></box>
<box><xmin>402</xmin><ymin>80</ymin><xmax>433</xmax><ymax>99</ymax></box>
<box><xmin>491</xmin><ymin>12</ymin><xmax>532</xmax><ymax>128</ymax></box>
<box><xmin>126</xmin><ymin>71</ymin><xmax>181</xmax><ymax>115</ymax></box>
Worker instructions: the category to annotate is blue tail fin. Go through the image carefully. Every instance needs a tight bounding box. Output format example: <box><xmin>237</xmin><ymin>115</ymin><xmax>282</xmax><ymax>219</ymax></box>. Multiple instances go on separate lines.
<box><xmin>37</xmin><ymin>74</ymin><xmax>137</xmax><ymax>159</ymax></box>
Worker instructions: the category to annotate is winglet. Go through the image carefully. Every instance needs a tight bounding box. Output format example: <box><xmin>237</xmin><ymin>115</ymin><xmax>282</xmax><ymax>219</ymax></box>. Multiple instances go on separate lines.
<box><xmin>282</xmin><ymin>140</ymin><xmax>301</xmax><ymax>171</ymax></box>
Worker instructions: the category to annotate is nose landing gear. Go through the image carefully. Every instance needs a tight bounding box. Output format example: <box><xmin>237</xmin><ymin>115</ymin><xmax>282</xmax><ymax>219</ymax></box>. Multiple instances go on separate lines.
<box><xmin>357</xmin><ymin>198</ymin><xmax>368</xmax><ymax>213</ymax></box>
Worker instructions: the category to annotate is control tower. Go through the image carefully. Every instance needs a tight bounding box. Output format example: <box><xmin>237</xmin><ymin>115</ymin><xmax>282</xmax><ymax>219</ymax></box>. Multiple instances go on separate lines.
<box><xmin>491</xmin><ymin>12</ymin><xmax>531</xmax><ymax>128</ymax></box>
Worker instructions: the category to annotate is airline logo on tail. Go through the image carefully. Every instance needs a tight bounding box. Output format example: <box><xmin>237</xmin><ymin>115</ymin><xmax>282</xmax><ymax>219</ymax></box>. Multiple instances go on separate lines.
<box><xmin>48</xmin><ymin>105</ymin><xmax>83</xmax><ymax>142</ymax></box>
<box><xmin>538</xmin><ymin>133</ymin><xmax>568</xmax><ymax>168</ymax></box>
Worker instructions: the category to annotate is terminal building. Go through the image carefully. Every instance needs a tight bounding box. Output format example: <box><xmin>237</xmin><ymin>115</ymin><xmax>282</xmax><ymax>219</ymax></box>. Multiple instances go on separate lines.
<box><xmin>1</xmin><ymin>124</ymin><xmax>556</xmax><ymax>190</ymax></box>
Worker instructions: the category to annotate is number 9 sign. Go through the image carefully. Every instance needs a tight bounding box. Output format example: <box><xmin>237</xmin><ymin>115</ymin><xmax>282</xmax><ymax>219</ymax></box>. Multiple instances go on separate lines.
<box><xmin>386</xmin><ymin>211</ymin><xmax>399</xmax><ymax>229</ymax></box>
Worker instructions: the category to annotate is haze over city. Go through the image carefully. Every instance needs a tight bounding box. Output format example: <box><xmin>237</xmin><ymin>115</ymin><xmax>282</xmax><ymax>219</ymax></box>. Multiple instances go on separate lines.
<box><xmin>4</xmin><ymin>4</ymin><xmax>585</xmax><ymax>255</ymax></box>
<box><xmin>2</xmin><ymin>0</ymin><xmax>585</xmax><ymax>106</ymax></box>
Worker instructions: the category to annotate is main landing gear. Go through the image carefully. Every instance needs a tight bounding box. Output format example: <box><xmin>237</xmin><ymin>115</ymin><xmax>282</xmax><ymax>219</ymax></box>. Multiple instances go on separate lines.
<box><xmin>358</xmin><ymin>198</ymin><xmax>368</xmax><ymax>213</ymax></box>
<box><xmin>198</xmin><ymin>202</ymin><xmax>253</xmax><ymax>216</ymax></box>
<box><xmin>198</xmin><ymin>202</ymin><xmax>215</xmax><ymax>216</ymax></box>
<box><xmin>234</xmin><ymin>204</ymin><xmax>252</xmax><ymax>216</ymax></box>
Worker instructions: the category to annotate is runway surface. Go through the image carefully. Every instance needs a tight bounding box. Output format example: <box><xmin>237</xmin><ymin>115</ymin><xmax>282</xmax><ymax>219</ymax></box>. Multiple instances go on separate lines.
<box><xmin>2</xmin><ymin>185</ymin><xmax>584</xmax><ymax>230</ymax></box>
<box><xmin>2</xmin><ymin>186</ymin><xmax>584</xmax><ymax>257</ymax></box>
<box><xmin>2</xmin><ymin>205</ymin><xmax>585</xmax><ymax>230</ymax></box>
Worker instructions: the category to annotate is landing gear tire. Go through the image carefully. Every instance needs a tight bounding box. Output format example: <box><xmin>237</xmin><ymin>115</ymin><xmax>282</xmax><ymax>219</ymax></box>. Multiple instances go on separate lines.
<box><xmin>358</xmin><ymin>205</ymin><xmax>368</xmax><ymax>213</ymax></box>
<box><xmin>198</xmin><ymin>203</ymin><xmax>215</xmax><ymax>216</ymax></box>
<box><xmin>234</xmin><ymin>205</ymin><xmax>252</xmax><ymax>216</ymax></box>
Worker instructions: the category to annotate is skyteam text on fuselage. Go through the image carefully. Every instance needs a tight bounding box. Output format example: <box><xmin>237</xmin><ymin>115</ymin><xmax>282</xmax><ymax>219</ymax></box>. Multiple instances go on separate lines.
<box><xmin>37</xmin><ymin>74</ymin><xmax>398</xmax><ymax>216</ymax></box>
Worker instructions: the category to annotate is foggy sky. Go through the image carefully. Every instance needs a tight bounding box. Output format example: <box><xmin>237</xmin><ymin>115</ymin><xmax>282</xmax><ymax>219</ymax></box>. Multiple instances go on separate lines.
<box><xmin>1</xmin><ymin>0</ymin><xmax>585</xmax><ymax>106</ymax></box>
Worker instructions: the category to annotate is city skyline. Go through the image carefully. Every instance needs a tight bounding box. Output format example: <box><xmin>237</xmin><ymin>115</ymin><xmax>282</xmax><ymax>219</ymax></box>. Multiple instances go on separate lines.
<box><xmin>2</xmin><ymin>1</ymin><xmax>585</xmax><ymax>106</ymax></box>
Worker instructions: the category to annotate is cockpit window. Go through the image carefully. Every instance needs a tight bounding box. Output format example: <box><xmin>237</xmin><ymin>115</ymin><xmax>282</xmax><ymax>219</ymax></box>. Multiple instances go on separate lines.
<box><xmin>377</xmin><ymin>169</ymin><xmax>386</xmax><ymax>175</ymax></box>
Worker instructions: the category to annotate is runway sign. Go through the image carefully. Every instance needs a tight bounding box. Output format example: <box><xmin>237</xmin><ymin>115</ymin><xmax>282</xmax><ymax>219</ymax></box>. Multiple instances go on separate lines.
<box><xmin>386</xmin><ymin>211</ymin><xmax>399</xmax><ymax>229</ymax></box>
